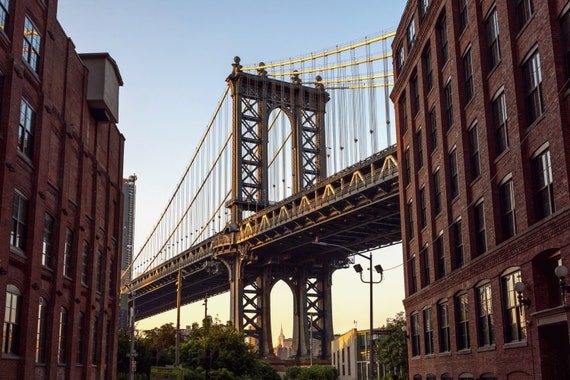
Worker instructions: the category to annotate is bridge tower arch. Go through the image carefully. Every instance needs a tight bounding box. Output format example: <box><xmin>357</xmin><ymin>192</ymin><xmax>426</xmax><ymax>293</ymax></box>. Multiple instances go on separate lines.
<box><xmin>219</xmin><ymin>57</ymin><xmax>332</xmax><ymax>359</ymax></box>
<box><xmin>225</xmin><ymin>56</ymin><xmax>329</xmax><ymax>222</ymax></box>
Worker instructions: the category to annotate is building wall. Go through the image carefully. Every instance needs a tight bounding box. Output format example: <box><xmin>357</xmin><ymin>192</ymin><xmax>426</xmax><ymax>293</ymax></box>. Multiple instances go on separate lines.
<box><xmin>392</xmin><ymin>0</ymin><xmax>570</xmax><ymax>379</ymax></box>
<box><xmin>331</xmin><ymin>329</ymin><xmax>359</xmax><ymax>380</ymax></box>
<box><xmin>0</xmin><ymin>1</ymin><xmax>124</xmax><ymax>379</ymax></box>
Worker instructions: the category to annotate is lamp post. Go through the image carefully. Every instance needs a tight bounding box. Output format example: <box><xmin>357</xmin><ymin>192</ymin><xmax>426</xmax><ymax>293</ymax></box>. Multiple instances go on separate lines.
<box><xmin>313</xmin><ymin>240</ymin><xmax>383</xmax><ymax>380</ymax></box>
<box><xmin>175</xmin><ymin>268</ymin><xmax>185</xmax><ymax>368</ymax></box>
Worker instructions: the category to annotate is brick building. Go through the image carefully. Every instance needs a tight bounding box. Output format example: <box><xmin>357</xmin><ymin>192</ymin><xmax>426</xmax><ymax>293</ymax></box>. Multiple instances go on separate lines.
<box><xmin>392</xmin><ymin>0</ymin><xmax>570</xmax><ymax>379</ymax></box>
<box><xmin>0</xmin><ymin>1</ymin><xmax>124</xmax><ymax>379</ymax></box>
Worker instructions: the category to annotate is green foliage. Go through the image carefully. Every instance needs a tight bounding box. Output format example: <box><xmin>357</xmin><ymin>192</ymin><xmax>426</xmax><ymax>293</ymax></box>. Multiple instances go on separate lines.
<box><xmin>283</xmin><ymin>365</ymin><xmax>337</xmax><ymax>380</ymax></box>
<box><xmin>376</xmin><ymin>311</ymin><xmax>408</xmax><ymax>379</ymax></box>
<box><xmin>180</xmin><ymin>317</ymin><xmax>278</xmax><ymax>379</ymax></box>
<box><xmin>117</xmin><ymin>329</ymin><xmax>131</xmax><ymax>374</ymax></box>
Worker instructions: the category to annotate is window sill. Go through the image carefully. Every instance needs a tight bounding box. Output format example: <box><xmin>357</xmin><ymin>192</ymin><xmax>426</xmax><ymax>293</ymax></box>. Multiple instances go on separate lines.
<box><xmin>477</xmin><ymin>344</ymin><xmax>496</xmax><ymax>352</ymax></box>
<box><xmin>504</xmin><ymin>340</ymin><xmax>527</xmax><ymax>349</ymax></box>
<box><xmin>1</xmin><ymin>353</ymin><xmax>21</xmax><ymax>360</ymax></box>
<box><xmin>457</xmin><ymin>348</ymin><xmax>471</xmax><ymax>355</ymax></box>
<box><xmin>525</xmin><ymin>113</ymin><xmax>546</xmax><ymax>132</ymax></box>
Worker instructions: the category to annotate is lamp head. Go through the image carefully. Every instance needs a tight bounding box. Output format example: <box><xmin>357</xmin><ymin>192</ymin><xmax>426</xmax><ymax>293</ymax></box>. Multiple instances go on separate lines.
<box><xmin>353</xmin><ymin>263</ymin><xmax>363</xmax><ymax>273</ymax></box>
<box><xmin>375</xmin><ymin>264</ymin><xmax>384</xmax><ymax>274</ymax></box>
<box><xmin>555</xmin><ymin>264</ymin><xmax>568</xmax><ymax>279</ymax></box>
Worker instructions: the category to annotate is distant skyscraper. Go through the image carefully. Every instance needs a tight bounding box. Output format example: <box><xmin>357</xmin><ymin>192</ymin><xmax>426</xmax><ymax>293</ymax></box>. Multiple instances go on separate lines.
<box><xmin>120</xmin><ymin>174</ymin><xmax>137</xmax><ymax>329</ymax></box>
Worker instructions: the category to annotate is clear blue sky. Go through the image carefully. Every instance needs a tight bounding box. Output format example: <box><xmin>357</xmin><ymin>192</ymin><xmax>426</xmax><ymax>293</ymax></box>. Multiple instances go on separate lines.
<box><xmin>57</xmin><ymin>0</ymin><xmax>407</xmax><ymax>342</ymax></box>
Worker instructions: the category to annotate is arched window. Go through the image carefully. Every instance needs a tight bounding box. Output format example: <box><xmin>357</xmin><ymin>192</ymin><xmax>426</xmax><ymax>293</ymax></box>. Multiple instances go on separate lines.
<box><xmin>36</xmin><ymin>297</ymin><xmax>48</xmax><ymax>363</ymax></box>
<box><xmin>3</xmin><ymin>284</ymin><xmax>22</xmax><ymax>355</ymax></box>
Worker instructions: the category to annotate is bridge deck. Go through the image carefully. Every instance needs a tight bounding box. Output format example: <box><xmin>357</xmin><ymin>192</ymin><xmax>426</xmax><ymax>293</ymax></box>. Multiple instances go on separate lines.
<box><xmin>128</xmin><ymin>145</ymin><xmax>400</xmax><ymax>320</ymax></box>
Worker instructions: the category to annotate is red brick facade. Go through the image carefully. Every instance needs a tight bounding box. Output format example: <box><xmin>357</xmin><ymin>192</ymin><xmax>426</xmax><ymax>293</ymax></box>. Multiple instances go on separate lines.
<box><xmin>392</xmin><ymin>0</ymin><xmax>570</xmax><ymax>379</ymax></box>
<box><xmin>0</xmin><ymin>1</ymin><xmax>124</xmax><ymax>379</ymax></box>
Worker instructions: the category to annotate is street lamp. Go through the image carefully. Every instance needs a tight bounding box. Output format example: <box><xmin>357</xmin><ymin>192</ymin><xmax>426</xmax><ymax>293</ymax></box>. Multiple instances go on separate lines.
<box><xmin>313</xmin><ymin>240</ymin><xmax>383</xmax><ymax>380</ymax></box>
<box><xmin>354</xmin><ymin>256</ymin><xmax>384</xmax><ymax>380</ymax></box>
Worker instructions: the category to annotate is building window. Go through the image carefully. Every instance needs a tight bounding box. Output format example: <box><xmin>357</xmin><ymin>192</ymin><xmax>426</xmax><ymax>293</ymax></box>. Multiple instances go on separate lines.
<box><xmin>522</xmin><ymin>50</ymin><xmax>544</xmax><ymax>125</ymax></box>
<box><xmin>449</xmin><ymin>148</ymin><xmax>459</xmax><ymax>199</ymax></box>
<box><xmin>3</xmin><ymin>284</ymin><xmax>22</xmax><ymax>355</ymax></box>
<box><xmin>452</xmin><ymin>220</ymin><xmax>464</xmax><ymax>269</ymax></box>
<box><xmin>560</xmin><ymin>9</ymin><xmax>570</xmax><ymax>79</ymax></box>
<box><xmin>409</xmin><ymin>256</ymin><xmax>418</xmax><ymax>295</ymax></box>
<box><xmin>516</xmin><ymin>0</ymin><xmax>534</xmax><ymax>31</ymax></box>
<box><xmin>502</xmin><ymin>270</ymin><xmax>527</xmax><ymax>342</ymax></box>
<box><xmin>411</xmin><ymin>73</ymin><xmax>420</xmax><ymax>116</ymax></box>
<box><xmin>468</xmin><ymin>122</ymin><xmax>480</xmax><ymax>181</ymax></box>
<box><xmin>57</xmin><ymin>307</ymin><xmax>67</xmax><ymax>364</ymax></box>
<box><xmin>0</xmin><ymin>0</ymin><xmax>9</xmax><ymax>32</ymax></box>
<box><xmin>423</xmin><ymin>47</ymin><xmax>433</xmax><ymax>92</ymax></box>
<box><xmin>18</xmin><ymin>99</ymin><xmax>35</xmax><ymax>159</ymax></box>
<box><xmin>41</xmin><ymin>213</ymin><xmax>54</xmax><ymax>268</ymax></box>
<box><xmin>92</xmin><ymin>316</ymin><xmax>100</xmax><ymax>364</ymax></box>
<box><xmin>444</xmin><ymin>80</ymin><xmax>453</xmax><ymax>130</ymax></box>
<box><xmin>456</xmin><ymin>293</ymin><xmax>470</xmax><ymax>350</ymax></box>
<box><xmin>477</xmin><ymin>283</ymin><xmax>495</xmax><ymax>347</ymax></box>
<box><xmin>109</xmin><ymin>258</ymin><xmax>115</xmax><ymax>299</ymax></box>
<box><xmin>419</xmin><ymin>0</ymin><xmax>429</xmax><ymax>21</ymax></box>
<box><xmin>96</xmin><ymin>250</ymin><xmax>104</xmax><ymax>293</ymax></box>
<box><xmin>396</xmin><ymin>43</ymin><xmax>405</xmax><ymax>74</ymax></box>
<box><xmin>442</xmin><ymin>374</ymin><xmax>453</xmax><ymax>380</ymax></box>
<box><xmin>434</xmin><ymin>234</ymin><xmax>444</xmax><ymax>279</ymax></box>
<box><xmin>77</xmin><ymin>312</ymin><xmax>85</xmax><ymax>364</ymax></box>
<box><xmin>36</xmin><ymin>297</ymin><xmax>48</xmax><ymax>363</ymax></box>
<box><xmin>420</xmin><ymin>244</ymin><xmax>430</xmax><ymax>288</ymax></box>
<box><xmin>411</xmin><ymin>312</ymin><xmax>421</xmax><ymax>356</ymax></box>
<box><xmin>407</xmin><ymin>200</ymin><xmax>414</xmax><ymax>240</ymax></box>
<box><xmin>428</xmin><ymin>106</ymin><xmax>437</xmax><ymax>151</ymax></box>
<box><xmin>423</xmin><ymin>308</ymin><xmax>434</xmax><ymax>355</ymax></box>
<box><xmin>458</xmin><ymin>0</ymin><xmax>468</xmax><ymax>33</ymax></box>
<box><xmin>499</xmin><ymin>178</ymin><xmax>516</xmax><ymax>241</ymax></box>
<box><xmin>399</xmin><ymin>93</ymin><xmax>408</xmax><ymax>134</ymax></box>
<box><xmin>474</xmin><ymin>200</ymin><xmax>487</xmax><ymax>255</ymax></box>
<box><xmin>438</xmin><ymin>301</ymin><xmax>451</xmax><ymax>352</ymax></box>
<box><xmin>404</xmin><ymin>146</ymin><xmax>411</xmax><ymax>186</ymax></box>
<box><xmin>492</xmin><ymin>92</ymin><xmax>508</xmax><ymax>157</ymax></box>
<box><xmin>485</xmin><ymin>8</ymin><xmax>501</xmax><ymax>70</ymax></box>
<box><xmin>408</xmin><ymin>18</ymin><xmax>416</xmax><ymax>51</ymax></box>
<box><xmin>438</xmin><ymin>15</ymin><xmax>449</xmax><ymax>64</ymax></box>
<box><xmin>417</xmin><ymin>128</ymin><xmax>424</xmax><ymax>170</ymax></box>
<box><xmin>419</xmin><ymin>186</ymin><xmax>427</xmax><ymax>229</ymax></box>
<box><xmin>433</xmin><ymin>168</ymin><xmax>441</xmax><ymax>215</ymax></box>
<box><xmin>463</xmin><ymin>47</ymin><xmax>474</xmax><ymax>103</ymax></box>
<box><xmin>11</xmin><ymin>191</ymin><xmax>28</xmax><ymax>254</ymax></box>
<box><xmin>23</xmin><ymin>16</ymin><xmax>41</xmax><ymax>72</ymax></box>
<box><xmin>532</xmin><ymin>148</ymin><xmax>554</xmax><ymax>221</ymax></box>
<box><xmin>81</xmin><ymin>241</ymin><xmax>89</xmax><ymax>286</ymax></box>
<box><xmin>63</xmin><ymin>228</ymin><xmax>74</xmax><ymax>278</ymax></box>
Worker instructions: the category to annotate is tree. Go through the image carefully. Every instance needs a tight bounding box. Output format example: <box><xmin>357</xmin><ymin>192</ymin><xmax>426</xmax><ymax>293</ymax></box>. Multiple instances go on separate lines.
<box><xmin>180</xmin><ymin>317</ymin><xmax>280</xmax><ymax>380</ymax></box>
<box><xmin>376</xmin><ymin>311</ymin><xmax>408</xmax><ymax>379</ymax></box>
<box><xmin>143</xmin><ymin>323</ymin><xmax>176</xmax><ymax>366</ymax></box>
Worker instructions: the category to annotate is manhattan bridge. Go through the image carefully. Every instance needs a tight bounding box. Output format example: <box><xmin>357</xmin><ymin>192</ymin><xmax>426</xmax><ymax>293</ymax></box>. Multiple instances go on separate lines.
<box><xmin>122</xmin><ymin>30</ymin><xmax>401</xmax><ymax>361</ymax></box>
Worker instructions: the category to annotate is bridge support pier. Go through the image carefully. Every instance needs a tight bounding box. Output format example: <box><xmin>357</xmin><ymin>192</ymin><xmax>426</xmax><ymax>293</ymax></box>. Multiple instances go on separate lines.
<box><xmin>289</xmin><ymin>264</ymin><xmax>334</xmax><ymax>360</ymax></box>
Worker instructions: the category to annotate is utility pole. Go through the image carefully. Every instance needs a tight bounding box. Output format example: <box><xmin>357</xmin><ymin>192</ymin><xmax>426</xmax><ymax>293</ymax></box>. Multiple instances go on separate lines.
<box><xmin>128</xmin><ymin>293</ymin><xmax>136</xmax><ymax>380</ymax></box>
<box><xmin>175</xmin><ymin>268</ymin><xmax>182</xmax><ymax>367</ymax></box>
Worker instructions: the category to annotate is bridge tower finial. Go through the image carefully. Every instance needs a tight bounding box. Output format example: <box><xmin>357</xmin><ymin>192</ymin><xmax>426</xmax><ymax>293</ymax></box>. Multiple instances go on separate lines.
<box><xmin>232</xmin><ymin>56</ymin><xmax>242</xmax><ymax>75</ymax></box>
<box><xmin>291</xmin><ymin>70</ymin><xmax>301</xmax><ymax>85</ymax></box>
<box><xmin>257</xmin><ymin>62</ymin><xmax>268</xmax><ymax>77</ymax></box>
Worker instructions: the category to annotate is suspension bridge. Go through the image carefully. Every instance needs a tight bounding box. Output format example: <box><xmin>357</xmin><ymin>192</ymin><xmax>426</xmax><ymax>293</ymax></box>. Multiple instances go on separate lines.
<box><xmin>122</xmin><ymin>30</ymin><xmax>401</xmax><ymax>360</ymax></box>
